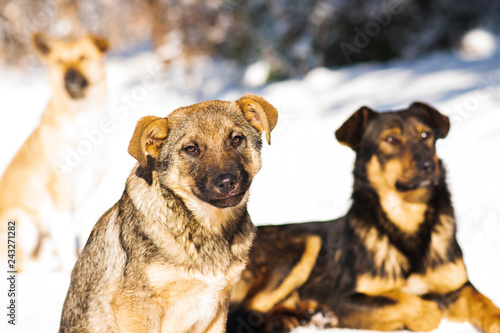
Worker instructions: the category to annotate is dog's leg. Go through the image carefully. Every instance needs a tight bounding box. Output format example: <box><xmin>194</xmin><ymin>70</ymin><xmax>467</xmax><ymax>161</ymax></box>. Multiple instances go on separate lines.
<box><xmin>444</xmin><ymin>283</ymin><xmax>500</xmax><ymax>333</ymax></box>
<box><xmin>338</xmin><ymin>290</ymin><xmax>442</xmax><ymax>331</ymax></box>
<box><xmin>237</xmin><ymin>236</ymin><xmax>337</xmax><ymax>332</ymax></box>
<box><xmin>262</xmin><ymin>293</ymin><xmax>338</xmax><ymax>332</ymax></box>
<box><xmin>205</xmin><ymin>309</ymin><xmax>228</xmax><ymax>333</ymax></box>
<box><xmin>112</xmin><ymin>296</ymin><xmax>158</xmax><ymax>333</ymax></box>
<box><xmin>244</xmin><ymin>235</ymin><xmax>322</xmax><ymax>313</ymax></box>
<box><xmin>46</xmin><ymin>209</ymin><xmax>77</xmax><ymax>271</ymax></box>
<box><xmin>1</xmin><ymin>208</ymin><xmax>46</xmax><ymax>271</ymax></box>
<box><xmin>72</xmin><ymin>150</ymin><xmax>109</xmax><ymax>251</ymax></box>
<box><xmin>47</xmin><ymin>178</ymin><xmax>78</xmax><ymax>271</ymax></box>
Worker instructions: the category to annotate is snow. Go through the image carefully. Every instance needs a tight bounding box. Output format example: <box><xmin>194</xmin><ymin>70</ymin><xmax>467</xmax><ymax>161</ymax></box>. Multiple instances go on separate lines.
<box><xmin>459</xmin><ymin>29</ymin><xmax>498</xmax><ymax>61</ymax></box>
<box><xmin>243</xmin><ymin>60</ymin><xmax>272</xmax><ymax>87</ymax></box>
<box><xmin>1</xmin><ymin>48</ymin><xmax>500</xmax><ymax>332</ymax></box>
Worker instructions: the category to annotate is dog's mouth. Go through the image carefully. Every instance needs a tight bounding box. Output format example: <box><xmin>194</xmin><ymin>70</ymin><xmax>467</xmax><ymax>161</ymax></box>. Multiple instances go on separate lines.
<box><xmin>66</xmin><ymin>84</ymin><xmax>87</xmax><ymax>99</ymax></box>
<box><xmin>192</xmin><ymin>186</ymin><xmax>248</xmax><ymax>209</ymax></box>
<box><xmin>203</xmin><ymin>191</ymin><xmax>247</xmax><ymax>209</ymax></box>
<box><xmin>395</xmin><ymin>179</ymin><xmax>438</xmax><ymax>192</ymax></box>
<box><xmin>192</xmin><ymin>170</ymin><xmax>251</xmax><ymax>209</ymax></box>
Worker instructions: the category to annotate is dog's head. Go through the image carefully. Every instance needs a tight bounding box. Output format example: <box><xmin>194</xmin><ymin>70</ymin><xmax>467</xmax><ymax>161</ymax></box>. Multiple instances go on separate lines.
<box><xmin>336</xmin><ymin>102</ymin><xmax>450</xmax><ymax>202</ymax></box>
<box><xmin>128</xmin><ymin>94</ymin><xmax>278</xmax><ymax>209</ymax></box>
<box><xmin>32</xmin><ymin>33</ymin><xmax>109</xmax><ymax>100</ymax></box>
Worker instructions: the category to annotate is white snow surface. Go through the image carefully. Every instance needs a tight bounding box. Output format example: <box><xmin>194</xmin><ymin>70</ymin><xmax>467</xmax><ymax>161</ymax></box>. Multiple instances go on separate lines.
<box><xmin>1</xmin><ymin>50</ymin><xmax>500</xmax><ymax>332</ymax></box>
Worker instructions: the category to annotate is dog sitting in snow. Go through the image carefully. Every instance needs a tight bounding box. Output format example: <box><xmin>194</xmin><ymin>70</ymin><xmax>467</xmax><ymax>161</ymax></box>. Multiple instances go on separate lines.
<box><xmin>59</xmin><ymin>95</ymin><xmax>278</xmax><ymax>333</ymax></box>
<box><xmin>0</xmin><ymin>33</ymin><xmax>109</xmax><ymax>271</ymax></box>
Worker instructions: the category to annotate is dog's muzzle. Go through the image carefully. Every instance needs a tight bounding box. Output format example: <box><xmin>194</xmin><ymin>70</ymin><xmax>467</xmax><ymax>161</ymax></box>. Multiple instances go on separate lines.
<box><xmin>214</xmin><ymin>173</ymin><xmax>238</xmax><ymax>195</ymax></box>
<box><xmin>194</xmin><ymin>169</ymin><xmax>250</xmax><ymax>208</ymax></box>
<box><xmin>64</xmin><ymin>68</ymin><xmax>88</xmax><ymax>99</ymax></box>
<box><xmin>395</xmin><ymin>157</ymin><xmax>440</xmax><ymax>192</ymax></box>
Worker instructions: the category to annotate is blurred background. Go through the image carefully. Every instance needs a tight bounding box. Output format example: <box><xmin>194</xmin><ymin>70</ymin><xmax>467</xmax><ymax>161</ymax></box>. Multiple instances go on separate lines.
<box><xmin>1</xmin><ymin>0</ymin><xmax>500</xmax><ymax>77</ymax></box>
<box><xmin>1</xmin><ymin>1</ymin><xmax>500</xmax><ymax>332</ymax></box>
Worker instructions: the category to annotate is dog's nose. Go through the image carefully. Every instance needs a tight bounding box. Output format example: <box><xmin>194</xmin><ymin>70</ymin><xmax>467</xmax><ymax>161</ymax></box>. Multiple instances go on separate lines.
<box><xmin>214</xmin><ymin>174</ymin><xmax>238</xmax><ymax>194</ymax></box>
<box><xmin>65</xmin><ymin>68</ymin><xmax>88</xmax><ymax>89</ymax></box>
<box><xmin>419</xmin><ymin>160</ymin><xmax>436</xmax><ymax>174</ymax></box>
<box><xmin>65</xmin><ymin>68</ymin><xmax>77</xmax><ymax>81</ymax></box>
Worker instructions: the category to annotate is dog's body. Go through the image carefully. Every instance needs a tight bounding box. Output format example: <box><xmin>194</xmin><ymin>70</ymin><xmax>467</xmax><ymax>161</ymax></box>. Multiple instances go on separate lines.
<box><xmin>228</xmin><ymin>103</ymin><xmax>500</xmax><ymax>332</ymax></box>
<box><xmin>0</xmin><ymin>33</ymin><xmax>109</xmax><ymax>271</ymax></box>
<box><xmin>59</xmin><ymin>95</ymin><xmax>278</xmax><ymax>333</ymax></box>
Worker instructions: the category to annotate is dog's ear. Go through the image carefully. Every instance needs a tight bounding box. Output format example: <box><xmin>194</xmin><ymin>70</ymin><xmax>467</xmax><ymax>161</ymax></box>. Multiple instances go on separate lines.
<box><xmin>86</xmin><ymin>34</ymin><xmax>109</xmax><ymax>53</ymax></box>
<box><xmin>335</xmin><ymin>106</ymin><xmax>375</xmax><ymax>150</ymax></box>
<box><xmin>237</xmin><ymin>94</ymin><xmax>278</xmax><ymax>145</ymax></box>
<box><xmin>32</xmin><ymin>33</ymin><xmax>54</xmax><ymax>57</ymax></box>
<box><xmin>410</xmin><ymin>102</ymin><xmax>450</xmax><ymax>139</ymax></box>
<box><xmin>128</xmin><ymin>116</ymin><xmax>169</xmax><ymax>168</ymax></box>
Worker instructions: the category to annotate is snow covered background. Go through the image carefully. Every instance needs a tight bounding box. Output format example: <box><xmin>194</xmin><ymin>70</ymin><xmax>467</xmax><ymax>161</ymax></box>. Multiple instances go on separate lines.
<box><xmin>1</xmin><ymin>40</ymin><xmax>500</xmax><ymax>332</ymax></box>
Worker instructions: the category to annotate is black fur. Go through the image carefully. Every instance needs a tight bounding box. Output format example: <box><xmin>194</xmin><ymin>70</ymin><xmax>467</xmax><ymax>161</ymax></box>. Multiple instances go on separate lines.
<box><xmin>228</xmin><ymin>102</ymin><xmax>479</xmax><ymax>332</ymax></box>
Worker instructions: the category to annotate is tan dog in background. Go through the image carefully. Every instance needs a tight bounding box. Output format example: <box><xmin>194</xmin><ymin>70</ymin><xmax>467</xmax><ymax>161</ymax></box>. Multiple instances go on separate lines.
<box><xmin>0</xmin><ymin>33</ymin><xmax>109</xmax><ymax>271</ymax></box>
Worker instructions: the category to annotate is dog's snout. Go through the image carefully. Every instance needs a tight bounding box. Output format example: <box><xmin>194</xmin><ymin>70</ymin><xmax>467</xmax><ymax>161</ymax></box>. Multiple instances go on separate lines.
<box><xmin>214</xmin><ymin>173</ymin><xmax>238</xmax><ymax>195</ymax></box>
<box><xmin>419</xmin><ymin>160</ymin><xmax>436</xmax><ymax>174</ymax></box>
<box><xmin>411</xmin><ymin>149</ymin><xmax>436</xmax><ymax>174</ymax></box>
<box><xmin>65</xmin><ymin>68</ymin><xmax>88</xmax><ymax>92</ymax></box>
<box><xmin>65</xmin><ymin>68</ymin><xmax>77</xmax><ymax>81</ymax></box>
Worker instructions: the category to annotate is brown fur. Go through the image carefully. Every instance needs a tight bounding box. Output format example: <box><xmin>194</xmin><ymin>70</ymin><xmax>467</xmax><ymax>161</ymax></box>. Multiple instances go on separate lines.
<box><xmin>0</xmin><ymin>33</ymin><xmax>109</xmax><ymax>271</ymax></box>
<box><xmin>59</xmin><ymin>95</ymin><xmax>278</xmax><ymax>333</ymax></box>
<box><xmin>228</xmin><ymin>102</ymin><xmax>500</xmax><ymax>333</ymax></box>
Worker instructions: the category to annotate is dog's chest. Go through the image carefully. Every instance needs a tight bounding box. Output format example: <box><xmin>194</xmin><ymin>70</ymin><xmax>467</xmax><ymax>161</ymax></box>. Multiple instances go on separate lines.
<box><xmin>356</xmin><ymin>229</ymin><xmax>409</xmax><ymax>294</ymax></box>
<box><xmin>356</xmin><ymin>217</ymin><xmax>468</xmax><ymax>295</ymax></box>
<box><xmin>146</xmin><ymin>264</ymin><xmax>230</xmax><ymax>332</ymax></box>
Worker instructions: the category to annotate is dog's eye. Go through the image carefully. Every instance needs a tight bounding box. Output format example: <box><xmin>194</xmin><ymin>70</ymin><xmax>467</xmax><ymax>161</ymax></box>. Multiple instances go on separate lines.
<box><xmin>385</xmin><ymin>136</ymin><xmax>399</xmax><ymax>144</ymax></box>
<box><xmin>231</xmin><ymin>135</ymin><xmax>244</xmax><ymax>146</ymax></box>
<box><xmin>184</xmin><ymin>145</ymin><xmax>198</xmax><ymax>154</ymax></box>
<box><xmin>420</xmin><ymin>132</ymin><xmax>430</xmax><ymax>141</ymax></box>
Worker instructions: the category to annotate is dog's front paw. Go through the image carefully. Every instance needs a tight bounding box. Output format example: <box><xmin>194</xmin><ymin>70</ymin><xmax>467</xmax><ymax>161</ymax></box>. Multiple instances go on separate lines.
<box><xmin>263</xmin><ymin>315</ymin><xmax>300</xmax><ymax>333</ymax></box>
<box><xmin>262</xmin><ymin>300</ymin><xmax>338</xmax><ymax>332</ymax></box>
<box><xmin>308</xmin><ymin>306</ymin><xmax>339</xmax><ymax>329</ymax></box>
<box><xmin>294</xmin><ymin>299</ymin><xmax>338</xmax><ymax>328</ymax></box>
<box><xmin>405</xmin><ymin>299</ymin><xmax>443</xmax><ymax>332</ymax></box>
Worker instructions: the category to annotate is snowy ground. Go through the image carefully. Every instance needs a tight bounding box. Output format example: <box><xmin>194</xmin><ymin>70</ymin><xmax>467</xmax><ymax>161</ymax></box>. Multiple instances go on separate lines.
<box><xmin>1</xmin><ymin>48</ymin><xmax>500</xmax><ymax>332</ymax></box>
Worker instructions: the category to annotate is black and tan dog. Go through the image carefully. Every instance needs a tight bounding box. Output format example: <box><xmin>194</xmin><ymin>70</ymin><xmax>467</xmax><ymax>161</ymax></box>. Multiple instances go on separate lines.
<box><xmin>59</xmin><ymin>95</ymin><xmax>278</xmax><ymax>333</ymax></box>
<box><xmin>228</xmin><ymin>102</ymin><xmax>500</xmax><ymax>332</ymax></box>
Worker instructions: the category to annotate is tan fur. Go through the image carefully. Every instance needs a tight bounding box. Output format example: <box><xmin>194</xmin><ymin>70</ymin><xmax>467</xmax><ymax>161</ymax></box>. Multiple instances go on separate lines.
<box><xmin>356</xmin><ymin>274</ymin><xmax>405</xmax><ymax>296</ymax></box>
<box><xmin>237</xmin><ymin>94</ymin><xmax>279</xmax><ymax>144</ymax></box>
<box><xmin>59</xmin><ymin>95</ymin><xmax>278</xmax><ymax>333</ymax></box>
<box><xmin>341</xmin><ymin>290</ymin><xmax>443</xmax><ymax>331</ymax></box>
<box><xmin>357</xmin><ymin>226</ymin><xmax>410</xmax><ymax>279</ymax></box>
<box><xmin>355</xmin><ymin>225</ymin><xmax>408</xmax><ymax>294</ymax></box>
<box><xmin>246</xmin><ymin>235</ymin><xmax>322</xmax><ymax>312</ymax></box>
<box><xmin>128</xmin><ymin>116</ymin><xmax>169</xmax><ymax>168</ymax></box>
<box><xmin>0</xmin><ymin>33</ymin><xmax>108</xmax><ymax>271</ymax></box>
<box><xmin>446</xmin><ymin>285</ymin><xmax>500</xmax><ymax>333</ymax></box>
<box><xmin>431</xmin><ymin>214</ymin><xmax>456</xmax><ymax>259</ymax></box>
<box><xmin>405</xmin><ymin>260</ymin><xmax>468</xmax><ymax>295</ymax></box>
<box><xmin>367</xmin><ymin>156</ymin><xmax>428</xmax><ymax>233</ymax></box>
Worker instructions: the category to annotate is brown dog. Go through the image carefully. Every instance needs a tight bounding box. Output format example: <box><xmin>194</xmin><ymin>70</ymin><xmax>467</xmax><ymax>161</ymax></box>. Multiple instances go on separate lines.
<box><xmin>0</xmin><ymin>33</ymin><xmax>109</xmax><ymax>271</ymax></box>
<box><xmin>228</xmin><ymin>102</ymin><xmax>500</xmax><ymax>332</ymax></box>
<box><xmin>59</xmin><ymin>95</ymin><xmax>278</xmax><ymax>333</ymax></box>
